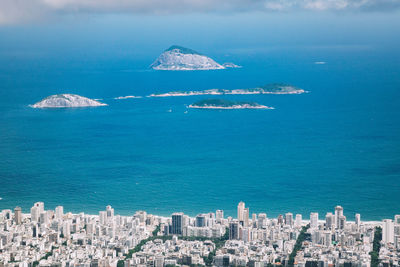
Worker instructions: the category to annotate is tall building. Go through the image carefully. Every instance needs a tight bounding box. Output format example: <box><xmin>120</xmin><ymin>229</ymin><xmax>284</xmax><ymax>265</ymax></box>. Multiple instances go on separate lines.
<box><xmin>99</xmin><ymin>211</ymin><xmax>107</xmax><ymax>225</ymax></box>
<box><xmin>32</xmin><ymin>224</ymin><xmax>38</xmax><ymax>238</ymax></box>
<box><xmin>382</xmin><ymin>219</ymin><xmax>394</xmax><ymax>244</ymax></box>
<box><xmin>237</xmin><ymin>202</ymin><xmax>245</xmax><ymax>222</ymax></box>
<box><xmin>135</xmin><ymin>210</ymin><xmax>147</xmax><ymax>223</ymax></box>
<box><xmin>355</xmin><ymin>214</ymin><xmax>361</xmax><ymax>227</ymax></box>
<box><xmin>55</xmin><ymin>206</ymin><xmax>64</xmax><ymax>220</ymax></box>
<box><xmin>30</xmin><ymin>202</ymin><xmax>45</xmax><ymax>223</ymax></box>
<box><xmin>63</xmin><ymin>221</ymin><xmax>71</xmax><ymax>238</ymax></box>
<box><xmin>40</xmin><ymin>212</ymin><xmax>49</xmax><ymax>225</ymax></box>
<box><xmin>277</xmin><ymin>215</ymin><xmax>284</xmax><ymax>225</ymax></box>
<box><xmin>30</xmin><ymin>205</ymin><xmax>40</xmax><ymax>222</ymax></box>
<box><xmin>285</xmin><ymin>213</ymin><xmax>293</xmax><ymax>226</ymax></box>
<box><xmin>171</xmin><ymin>212</ymin><xmax>184</xmax><ymax>235</ymax></box>
<box><xmin>195</xmin><ymin>214</ymin><xmax>206</xmax><ymax>227</ymax></box>
<box><xmin>216</xmin><ymin>210</ymin><xmax>224</xmax><ymax>222</ymax></box>
<box><xmin>258</xmin><ymin>213</ymin><xmax>267</xmax><ymax>229</ymax></box>
<box><xmin>106</xmin><ymin>205</ymin><xmax>114</xmax><ymax>219</ymax></box>
<box><xmin>252</xmin><ymin>213</ymin><xmax>257</xmax><ymax>227</ymax></box>
<box><xmin>241</xmin><ymin>227</ymin><xmax>250</xmax><ymax>242</ymax></box>
<box><xmin>325</xmin><ymin>212</ymin><xmax>334</xmax><ymax>230</ymax></box>
<box><xmin>323</xmin><ymin>231</ymin><xmax>332</xmax><ymax>247</ymax></box>
<box><xmin>335</xmin><ymin>206</ymin><xmax>343</xmax><ymax>229</ymax></box>
<box><xmin>295</xmin><ymin>214</ymin><xmax>302</xmax><ymax>227</ymax></box>
<box><xmin>229</xmin><ymin>220</ymin><xmax>240</xmax><ymax>240</ymax></box>
<box><xmin>206</xmin><ymin>213</ymin><xmax>214</xmax><ymax>227</ymax></box>
<box><xmin>183</xmin><ymin>215</ymin><xmax>189</xmax><ymax>228</ymax></box>
<box><xmin>34</xmin><ymin>202</ymin><xmax>44</xmax><ymax>214</ymax></box>
<box><xmin>338</xmin><ymin>215</ymin><xmax>346</xmax><ymax>230</ymax></box>
<box><xmin>310</xmin><ymin>212</ymin><xmax>319</xmax><ymax>229</ymax></box>
<box><xmin>243</xmin><ymin>208</ymin><xmax>249</xmax><ymax>227</ymax></box>
<box><xmin>14</xmin><ymin>207</ymin><xmax>22</xmax><ymax>225</ymax></box>
<box><xmin>394</xmin><ymin>215</ymin><xmax>400</xmax><ymax>224</ymax></box>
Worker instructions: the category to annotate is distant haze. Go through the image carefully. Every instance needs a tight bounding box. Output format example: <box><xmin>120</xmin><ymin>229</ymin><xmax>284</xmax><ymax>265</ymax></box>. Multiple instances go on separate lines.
<box><xmin>1</xmin><ymin>0</ymin><xmax>400</xmax><ymax>25</ymax></box>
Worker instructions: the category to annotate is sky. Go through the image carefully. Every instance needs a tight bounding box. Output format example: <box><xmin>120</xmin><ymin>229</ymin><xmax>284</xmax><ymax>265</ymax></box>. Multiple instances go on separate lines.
<box><xmin>0</xmin><ymin>0</ymin><xmax>399</xmax><ymax>66</ymax></box>
<box><xmin>2</xmin><ymin>0</ymin><xmax>400</xmax><ymax>25</ymax></box>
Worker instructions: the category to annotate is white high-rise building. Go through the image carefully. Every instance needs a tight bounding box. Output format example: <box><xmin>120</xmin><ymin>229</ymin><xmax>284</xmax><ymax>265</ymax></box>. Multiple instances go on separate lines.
<box><xmin>34</xmin><ymin>202</ymin><xmax>44</xmax><ymax>214</ymax></box>
<box><xmin>14</xmin><ymin>207</ymin><xmax>22</xmax><ymax>225</ymax></box>
<box><xmin>242</xmin><ymin>227</ymin><xmax>250</xmax><ymax>242</ymax></box>
<box><xmin>295</xmin><ymin>214</ymin><xmax>302</xmax><ymax>227</ymax></box>
<box><xmin>106</xmin><ymin>205</ymin><xmax>114</xmax><ymax>219</ymax></box>
<box><xmin>99</xmin><ymin>211</ymin><xmax>107</xmax><ymax>225</ymax></box>
<box><xmin>30</xmin><ymin>206</ymin><xmax>39</xmax><ymax>222</ymax></box>
<box><xmin>86</xmin><ymin>222</ymin><xmax>94</xmax><ymax>235</ymax></box>
<box><xmin>285</xmin><ymin>213</ymin><xmax>293</xmax><ymax>226</ymax></box>
<box><xmin>310</xmin><ymin>212</ymin><xmax>319</xmax><ymax>229</ymax></box>
<box><xmin>323</xmin><ymin>231</ymin><xmax>332</xmax><ymax>247</ymax></box>
<box><xmin>237</xmin><ymin>202</ymin><xmax>245</xmax><ymax>222</ymax></box>
<box><xmin>335</xmin><ymin>206</ymin><xmax>343</xmax><ymax>229</ymax></box>
<box><xmin>355</xmin><ymin>214</ymin><xmax>361</xmax><ymax>227</ymax></box>
<box><xmin>258</xmin><ymin>213</ymin><xmax>267</xmax><ymax>229</ymax></box>
<box><xmin>55</xmin><ymin>206</ymin><xmax>63</xmax><ymax>220</ymax></box>
<box><xmin>154</xmin><ymin>256</ymin><xmax>164</xmax><ymax>267</ymax></box>
<box><xmin>252</xmin><ymin>213</ymin><xmax>257</xmax><ymax>225</ymax></box>
<box><xmin>394</xmin><ymin>215</ymin><xmax>400</xmax><ymax>224</ymax></box>
<box><xmin>40</xmin><ymin>212</ymin><xmax>49</xmax><ymax>225</ymax></box>
<box><xmin>325</xmin><ymin>212</ymin><xmax>334</xmax><ymax>229</ymax></box>
<box><xmin>216</xmin><ymin>210</ymin><xmax>224</xmax><ymax>222</ymax></box>
<box><xmin>243</xmin><ymin>208</ymin><xmax>249</xmax><ymax>227</ymax></box>
<box><xmin>382</xmin><ymin>219</ymin><xmax>394</xmax><ymax>244</ymax></box>
<box><xmin>63</xmin><ymin>221</ymin><xmax>71</xmax><ymax>238</ymax></box>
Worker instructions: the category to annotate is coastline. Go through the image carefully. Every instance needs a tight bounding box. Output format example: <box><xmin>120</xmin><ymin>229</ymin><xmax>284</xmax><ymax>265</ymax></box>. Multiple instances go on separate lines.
<box><xmin>5</xmin><ymin>211</ymin><xmax>386</xmax><ymax>225</ymax></box>
<box><xmin>0</xmin><ymin>201</ymin><xmax>395</xmax><ymax>221</ymax></box>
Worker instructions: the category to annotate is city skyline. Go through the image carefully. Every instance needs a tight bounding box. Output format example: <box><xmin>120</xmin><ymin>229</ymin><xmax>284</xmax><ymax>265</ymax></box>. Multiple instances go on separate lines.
<box><xmin>1</xmin><ymin>201</ymin><xmax>399</xmax><ymax>267</ymax></box>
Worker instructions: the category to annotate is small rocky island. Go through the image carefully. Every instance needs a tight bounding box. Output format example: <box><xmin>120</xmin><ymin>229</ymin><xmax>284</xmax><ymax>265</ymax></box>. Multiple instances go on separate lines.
<box><xmin>253</xmin><ymin>83</ymin><xmax>306</xmax><ymax>94</ymax></box>
<box><xmin>31</xmin><ymin>94</ymin><xmax>107</xmax><ymax>108</ymax></box>
<box><xmin>148</xmin><ymin>83</ymin><xmax>306</xmax><ymax>97</ymax></box>
<box><xmin>150</xmin><ymin>45</ymin><xmax>240</xmax><ymax>71</ymax></box>
<box><xmin>188</xmin><ymin>99</ymin><xmax>273</xmax><ymax>109</ymax></box>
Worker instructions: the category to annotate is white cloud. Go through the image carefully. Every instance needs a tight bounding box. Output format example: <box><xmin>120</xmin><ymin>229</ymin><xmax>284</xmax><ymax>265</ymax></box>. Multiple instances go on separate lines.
<box><xmin>0</xmin><ymin>0</ymin><xmax>399</xmax><ymax>25</ymax></box>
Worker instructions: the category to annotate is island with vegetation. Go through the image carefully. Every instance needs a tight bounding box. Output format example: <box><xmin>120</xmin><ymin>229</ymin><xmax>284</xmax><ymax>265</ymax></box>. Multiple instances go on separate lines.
<box><xmin>150</xmin><ymin>45</ymin><xmax>240</xmax><ymax>71</ymax></box>
<box><xmin>148</xmin><ymin>83</ymin><xmax>307</xmax><ymax>97</ymax></box>
<box><xmin>188</xmin><ymin>99</ymin><xmax>274</xmax><ymax>109</ymax></box>
<box><xmin>30</xmin><ymin>94</ymin><xmax>107</xmax><ymax>108</ymax></box>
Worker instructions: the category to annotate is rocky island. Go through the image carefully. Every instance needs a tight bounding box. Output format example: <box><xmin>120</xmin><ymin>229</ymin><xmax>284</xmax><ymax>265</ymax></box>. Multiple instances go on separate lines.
<box><xmin>113</xmin><ymin>95</ymin><xmax>142</xmax><ymax>100</ymax></box>
<box><xmin>150</xmin><ymin>45</ymin><xmax>239</xmax><ymax>71</ymax></box>
<box><xmin>31</xmin><ymin>94</ymin><xmax>107</xmax><ymax>108</ymax></box>
<box><xmin>188</xmin><ymin>99</ymin><xmax>273</xmax><ymax>109</ymax></box>
<box><xmin>148</xmin><ymin>83</ymin><xmax>306</xmax><ymax>97</ymax></box>
<box><xmin>254</xmin><ymin>83</ymin><xmax>306</xmax><ymax>94</ymax></box>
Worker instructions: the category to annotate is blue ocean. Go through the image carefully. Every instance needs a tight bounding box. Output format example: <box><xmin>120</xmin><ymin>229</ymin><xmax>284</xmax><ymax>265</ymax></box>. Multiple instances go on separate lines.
<box><xmin>0</xmin><ymin>38</ymin><xmax>399</xmax><ymax>220</ymax></box>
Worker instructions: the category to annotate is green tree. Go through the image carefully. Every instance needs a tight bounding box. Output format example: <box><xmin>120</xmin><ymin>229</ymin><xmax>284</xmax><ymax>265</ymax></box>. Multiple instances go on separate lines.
<box><xmin>288</xmin><ymin>225</ymin><xmax>310</xmax><ymax>267</ymax></box>
<box><xmin>370</xmin><ymin>227</ymin><xmax>382</xmax><ymax>267</ymax></box>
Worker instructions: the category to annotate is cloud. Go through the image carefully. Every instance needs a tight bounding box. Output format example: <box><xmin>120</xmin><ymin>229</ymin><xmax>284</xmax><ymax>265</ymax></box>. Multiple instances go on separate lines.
<box><xmin>1</xmin><ymin>0</ymin><xmax>400</xmax><ymax>25</ymax></box>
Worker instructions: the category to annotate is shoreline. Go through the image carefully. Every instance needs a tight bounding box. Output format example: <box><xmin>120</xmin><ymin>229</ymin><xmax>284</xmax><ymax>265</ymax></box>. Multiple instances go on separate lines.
<box><xmin>8</xmin><ymin>211</ymin><xmax>385</xmax><ymax>225</ymax></box>
<box><xmin>0</xmin><ymin>203</ymin><xmax>393</xmax><ymax>222</ymax></box>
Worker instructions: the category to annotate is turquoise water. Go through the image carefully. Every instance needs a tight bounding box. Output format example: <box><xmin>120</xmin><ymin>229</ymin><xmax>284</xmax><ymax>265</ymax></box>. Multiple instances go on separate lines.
<box><xmin>0</xmin><ymin>48</ymin><xmax>399</xmax><ymax>220</ymax></box>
